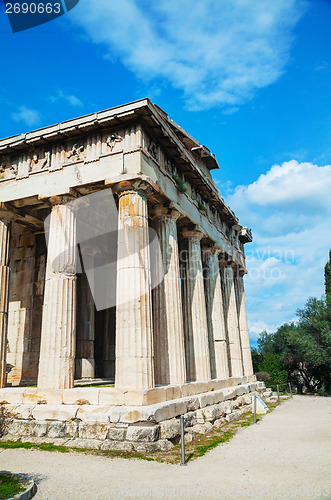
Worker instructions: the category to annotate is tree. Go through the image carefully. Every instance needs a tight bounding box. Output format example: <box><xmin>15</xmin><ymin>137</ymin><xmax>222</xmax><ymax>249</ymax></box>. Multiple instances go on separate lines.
<box><xmin>325</xmin><ymin>250</ymin><xmax>331</xmax><ymax>302</ymax></box>
<box><xmin>254</xmin><ymin>297</ymin><xmax>331</xmax><ymax>394</ymax></box>
<box><xmin>254</xmin><ymin>252</ymin><xmax>331</xmax><ymax>394</ymax></box>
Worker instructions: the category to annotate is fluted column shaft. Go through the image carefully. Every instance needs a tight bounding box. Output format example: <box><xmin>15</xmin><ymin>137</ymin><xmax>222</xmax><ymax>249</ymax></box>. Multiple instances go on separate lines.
<box><xmin>182</xmin><ymin>229</ymin><xmax>211</xmax><ymax>381</ymax></box>
<box><xmin>235</xmin><ymin>273</ymin><xmax>254</xmax><ymax>376</ymax></box>
<box><xmin>223</xmin><ymin>265</ymin><xmax>243</xmax><ymax>377</ymax></box>
<box><xmin>153</xmin><ymin>206</ymin><xmax>186</xmax><ymax>385</ymax></box>
<box><xmin>203</xmin><ymin>248</ymin><xmax>229</xmax><ymax>380</ymax></box>
<box><xmin>38</xmin><ymin>199</ymin><xmax>77</xmax><ymax>389</ymax></box>
<box><xmin>0</xmin><ymin>220</ymin><xmax>10</xmax><ymax>387</ymax></box>
<box><xmin>114</xmin><ymin>181</ymin><xmax>154</xmax><ymax>389</ymax></box>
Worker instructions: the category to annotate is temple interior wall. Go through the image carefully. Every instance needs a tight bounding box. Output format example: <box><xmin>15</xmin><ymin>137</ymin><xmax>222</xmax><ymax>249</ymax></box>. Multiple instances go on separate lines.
<box><xmin>7</xmin><ymin>223</ymin><xmax>46</xmax><ymax>385</ymax></box>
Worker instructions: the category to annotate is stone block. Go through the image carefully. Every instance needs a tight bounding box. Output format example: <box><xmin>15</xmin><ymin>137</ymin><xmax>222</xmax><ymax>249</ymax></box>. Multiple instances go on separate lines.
<box><xmin>126</xmin><ymin>424</ymin><xmax>160</xmax><ymax>442</ymax></box>
<box><xmin>203</xmin><ymin>404</ymin><xmax>220</xmax><ymax>422</ymax></box>
<box><xmin>198</xmin><ymin>392</ymin><xmax>214</xmax><ymax>408</ymax></box>
<box><xmin>153</xmin><ymin>399</ymin><xmax>188</xmax><ymax>422</ymax></box>
<box><xmin>183</xmin><ymin>411</ymin><xmax>195</xmax><ymax>425</ymax></box>
<box><xmin>8</xmin><ymin>420</ymin><xmax>32</xmax><ymax>437</ymax></box>
<box><xmin>236</xmin><ymin>385</ymin><xmax>249</xmax><ymax>396</ymax></box>
<box><xmin>182</xmin><ymin>381</ymin><xmax>208</xmax><ymax>397</ymax></box>
<box><xmin>225</xmin><ymin>411</ymin><xmax>240</xmax><ymax>422</ymax></box>
<box><xmin>223</xmin><ymin>389</ymin><xmax>236</xmax><ymax>401</ymax></box>
<box><xmin>165</xmin><ymin>385</ymin><xmax>182</xmax><ymax>401</ymax></box>
<box><xmin>186</xmin><ymin>396</ymin><xmax>200</xmax><ymax>411</ymax></box>
<box><xmin>160</xmin><ymin>418</ymin><xmax>180</xmax><ymax>439</ymax></box>
<box><xmin>212</xmin><ymin>418</ymin><xmax>226</xmax><ymax>429</ymax></box>
<box><xmin>62</xmin><ymin>389</ymin><xmax>100</xmax><ymax>405</ymax></box>
<box><xmin>157</xmin><ymin>439</ymin><xmax>173</xmax><ymax>451</ymax></box>
<box><xmin>194</xmin><ymin>409</ymin><xmax>205</xmax><ymax>424</ymax></box>
<box><xmin>98</xmin><ymin>389</ymin><xmax>125</xmax><ymax>406</ymax></box>
<box><xmin>65</xmin><ymin>438</ymin><xmax>103</xmax><ymax>450</ymax></box>
<box><xmin>207</xmin><ymin>379</ymin><xmax>223</xmax><ymax>392</ymax></box>
<box><xmin>191</xmin><ymin>422</ymin><xmax>212</xmax><ymax>435</ymax></box>
<box><xmin>101</xmin><ymin>440</ymin><xmax>134</xmax><ymax>452</ymax></box>
<box><xmin>109</xmin><ymin>407</ymin><xmax>151</xmax><ymax>424</ymax></box>
<box><xmin>65</xmin><ymin>421</ymin><xmax>79</xmax><ymax>438</ymax></box>
<box><xmin>15</xmin><ymin>405</ymin><xmax>35</xmax><ymax>420</ymax></box>
<box><xmin>212</xmin><ymin>390</ymin><xmax>224</xmax><ymax>404</ymax></box>
<box><xmin>184</xmin><ymin>432</ymin><xmax>193</xmax><ymax>444</ymax></box>
<box><xmin>48</xmin><ymin>422</ymin><xmax>66</xmax><ymax>438</ymax></box>
<box><xmin>144</xmin><ymin>388</ymin><xmax>167</xmax><ymax>405</ymax></box>
<box><xmin>76</xmin><ymin>405</ymin><xmax>109</xmax><ymax>423</ymax></box>
<box><xmin>23</xmin><ymin>390</ymin><xmax>63</xmax><ymax>405</ymax></box>
<box><xmin>0</xmin><ymin>389</ymin><xmax>25</xmax><ymax>404</ymax></box>
<box><xmin>132</xmin><ymin>442</ymin><xmax>160</xmax><ymax>453</ymax></box>
<box><xmin>107</xmin><ymin>427</ymin><xmax>126</xmax><ymax>441</ymax></box>
<box><xmin>31</xmin><ymin>405</ymin><xmax>78</xmax><ymax>421</ymax></box>
<box><xmin>78</xmin><ymin>422</ymin><xmax>108</xmax><ymax>440</ymax></box>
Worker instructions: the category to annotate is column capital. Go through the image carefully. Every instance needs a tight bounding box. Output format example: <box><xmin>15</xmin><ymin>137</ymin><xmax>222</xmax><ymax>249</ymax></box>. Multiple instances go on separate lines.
<box><xmin>201</xmin><ymin>244</ymin><xmax>222</xmax><ymax>256</ymax></box>
<box><xmin>151</xmin><ymin>203</ymin><xmax>181</xmax><ymax>221</ymax></box>
<box><xmin>0</xmin><ymin>203</ymin><xmax>16</xmax><ymax>224</ymax></box>
<box><xmin>182</xmin><ymin>226</ymin><xmax>205</xmax><ymax>241</ymax></box>
<box><xmin>112</xmin><ymin>179</ymin><xmax>153</xmax><ymax>197</ymax></box>
<box><xmin>39</xmin><ymin>188</ymin><xmax>81</xmax><ymax>207</ymax></box>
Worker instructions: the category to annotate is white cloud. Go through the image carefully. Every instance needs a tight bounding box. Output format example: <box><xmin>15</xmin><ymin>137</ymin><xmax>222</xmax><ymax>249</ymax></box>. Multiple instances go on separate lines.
<box><xmin>69</xmin><ymin>0</ymin><xmax>306</xmax><ymax>110</ymax></box>
<box><xmin>11</xmin><ymin>106</ymin><xmax>41</xmax><ymax>127</ymax></box>
<box><xmin>226</xmin><ymin>160</ymin><xmax>331</xmax><ymax>339</ymax></box>
<box><xmin>50</xmin><ymin>90</ymin><xmax>83</xmax><ymax>107</ymax></box>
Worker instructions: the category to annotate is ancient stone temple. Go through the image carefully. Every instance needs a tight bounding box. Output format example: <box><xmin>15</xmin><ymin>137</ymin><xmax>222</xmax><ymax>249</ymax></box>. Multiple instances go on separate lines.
<box><xmin>0</xmin><ymin>99</ymin><xmax>261</xmax><ymax>450</ymax></box>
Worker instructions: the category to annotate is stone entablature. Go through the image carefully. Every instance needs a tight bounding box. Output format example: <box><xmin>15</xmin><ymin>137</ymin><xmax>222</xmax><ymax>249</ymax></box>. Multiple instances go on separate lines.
<box><xmin>0</xmin><ymin>99</ymin><xmax>249</xmax><ymax>268</ymax></box>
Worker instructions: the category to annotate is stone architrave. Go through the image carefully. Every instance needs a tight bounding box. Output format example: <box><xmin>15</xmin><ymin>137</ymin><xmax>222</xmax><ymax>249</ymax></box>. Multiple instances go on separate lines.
<box><xmin>0</xmin><ymin>220</ymin><xmax>10</xmax><ymax>387</ymax></box>
<box><xmin>114</xmin><ymin>181</ymin><xmax>154</xmax><ymax>390</ymax></box>
<box><xmin>235</xmin><ymin>272</ymin><xmax>254</xmax><ymax>376</ymax></box>
<box><xmin>203</xmin><ymin>246</ymin><xmax>229</xmax><ymax>380</ymax></box>
<box><xmin>222</xmin><ymin>264</ymin><xmax>243</xmax><ymax>377</ymax></box>
<box><xmin>182</xmin><ymin>228</ymin><xmax>211</xmax><ymax>381</ymax></box>
<box><xmin>152</xmin><ymin>204</ymin><xmax>186</xmax><ymax>385</ymax></box>
<box><xmin>37</xmin><ymin>196</ymin><xmax>77</xmax><ymax>389</ymax></box>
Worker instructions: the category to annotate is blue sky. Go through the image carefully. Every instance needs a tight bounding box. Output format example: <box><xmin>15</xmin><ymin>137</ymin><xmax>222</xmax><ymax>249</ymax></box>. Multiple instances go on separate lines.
<box><xmin>1</xmin><ymin>0</ymin><xmax>331</xmax><ymax>343</ymax></box>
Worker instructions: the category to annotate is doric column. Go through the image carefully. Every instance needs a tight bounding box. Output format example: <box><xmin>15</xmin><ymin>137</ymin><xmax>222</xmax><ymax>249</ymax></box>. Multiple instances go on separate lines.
<box><xmin>0</xmin><ymin>220</ymin><xmax>11</xmax><ymax>387</ymax></box>
<box><xmin>114</xmin><ymin>181</ymin><xmax>154</xmax><ymax>390</ymax></box>
<box><xmin>37</xmin><ymin>196</ymin><xmax>77</xmax><ymax>389</ymax></box>
<box><xmin>222</xmin><ymin>264</ymin><xmax>243</xmax><ymax>377</ymax></box>
<box><xmin>203</xmin><ymin>246</ymin><xmax>229</xmax><ymax>380</ymax></box>
<box><xmin>182</xmin><ymin>228</ymin><xmax>211</xmax><ymax>381</ymax></box>
<box><xmin>152</xmin><ymin>204</ymin><xmax>186</xmax><ymax>385</ymax></box>
<box><xmin>235</xmin><ymin>271</ymin><xmax>254</xmax><ymax>376</ymax></box>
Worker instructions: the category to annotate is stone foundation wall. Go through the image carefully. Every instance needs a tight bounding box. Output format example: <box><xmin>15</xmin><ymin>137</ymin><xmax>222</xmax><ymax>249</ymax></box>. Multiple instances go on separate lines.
<box><xmin>1</xmin><ymin>381</ymin><xmax>265</xmax><ymax>452</ymax></box>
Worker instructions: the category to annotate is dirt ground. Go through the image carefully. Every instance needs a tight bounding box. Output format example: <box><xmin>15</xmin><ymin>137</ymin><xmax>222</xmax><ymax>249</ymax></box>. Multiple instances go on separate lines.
<box><xmin>1</xmin><ymin>395</ymin><xmax>330</xmax><ymax>499</ymax></box>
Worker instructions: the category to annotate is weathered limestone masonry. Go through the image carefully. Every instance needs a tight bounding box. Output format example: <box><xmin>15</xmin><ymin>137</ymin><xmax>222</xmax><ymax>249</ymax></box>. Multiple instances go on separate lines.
<box><xmin>0</xmin><ymin>99</ymin><xmax>256</xmax><ymax>448</ymax></box>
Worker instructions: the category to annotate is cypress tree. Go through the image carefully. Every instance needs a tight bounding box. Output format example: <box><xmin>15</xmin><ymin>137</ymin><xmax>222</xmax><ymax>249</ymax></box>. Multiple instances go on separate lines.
<box><xmin>325</xmin><ymin>250</ymin><xmax>331</xmax><ymax>300</ymax></box>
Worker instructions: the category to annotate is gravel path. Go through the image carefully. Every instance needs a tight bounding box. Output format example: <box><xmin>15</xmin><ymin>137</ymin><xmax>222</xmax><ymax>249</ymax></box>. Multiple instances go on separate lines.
<box><xmin>1</xmin><ymin>396</ymin><xmax>330</xmax><ymax>499</ymax></box>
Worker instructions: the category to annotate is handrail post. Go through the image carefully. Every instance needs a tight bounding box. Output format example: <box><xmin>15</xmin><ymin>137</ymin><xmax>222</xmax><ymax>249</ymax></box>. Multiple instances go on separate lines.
<box><xmin>288</xmin><ymin>382</ymin><xmax>293</xmax><ymax>398</ymax></box>
<box><xmin>253</xmin><ymin>394</ymin><xmax>257</xmax><ymax>424</ymax></box>
<box><xmin>277</xmin><ymin>384</ymin><xmax>280</xmax><ymax>404</ymax></box>
<box><xmin>180</xmin><ymin>415</ymin><xmax>186</xmax><ymax>466</ymax></box>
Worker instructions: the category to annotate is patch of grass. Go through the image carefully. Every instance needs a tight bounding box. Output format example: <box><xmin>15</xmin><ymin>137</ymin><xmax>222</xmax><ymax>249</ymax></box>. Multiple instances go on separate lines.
<box><xmin>0</xmin><ymin>440</ymin><xmax>156</xmax><ymax>462</ymax></box>
<box><xmin>0</xmin><ymin>473</ymin><xmax>27</xmax><ymax>499</ymax></box>
<box><xmin>74</xmin><ymin>384</ymin><xmax>115</xmax><ymax>388</ymax></box>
